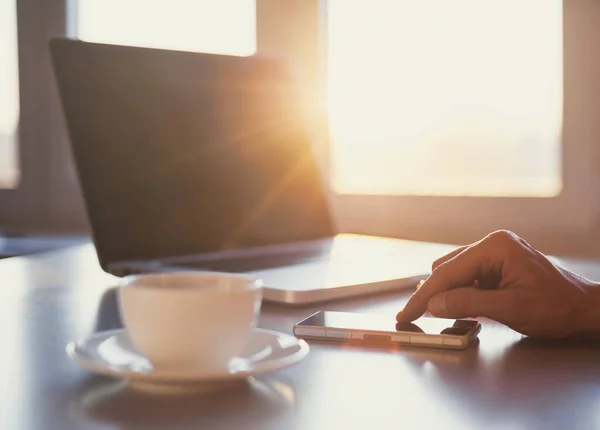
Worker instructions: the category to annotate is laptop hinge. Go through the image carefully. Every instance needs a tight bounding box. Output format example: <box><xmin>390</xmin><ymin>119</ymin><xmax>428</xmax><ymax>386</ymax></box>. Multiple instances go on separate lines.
<box><xmin>161</xmin><ymin>237</ymin><xmax>333</xmax><ymax>265</ymax></box>
<box><xmin>107</xmin><ymin>260</ymin><xmax>164</xmax><ymax>277</ymax></box>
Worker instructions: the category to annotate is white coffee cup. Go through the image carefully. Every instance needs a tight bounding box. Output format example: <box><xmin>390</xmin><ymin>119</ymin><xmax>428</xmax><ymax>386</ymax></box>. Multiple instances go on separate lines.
<box><xmin>118</xmin><ymin>272</ymin><xmax>263</xmax><ymax>372</ymax></box>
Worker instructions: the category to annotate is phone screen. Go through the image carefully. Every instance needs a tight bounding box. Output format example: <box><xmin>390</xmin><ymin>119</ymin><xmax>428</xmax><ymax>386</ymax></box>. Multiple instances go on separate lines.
<box><xmin>297</xmin><ymin>311</ymin><xmax>477</xmax><ymax>336</ymax></box>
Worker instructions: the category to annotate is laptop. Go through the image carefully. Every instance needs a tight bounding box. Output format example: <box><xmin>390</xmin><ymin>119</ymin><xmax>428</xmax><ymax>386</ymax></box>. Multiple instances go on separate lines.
<box><xmin>50</xmin><ymin>38</ymin><xmax>452</xmax><ymax>305</ymax></box>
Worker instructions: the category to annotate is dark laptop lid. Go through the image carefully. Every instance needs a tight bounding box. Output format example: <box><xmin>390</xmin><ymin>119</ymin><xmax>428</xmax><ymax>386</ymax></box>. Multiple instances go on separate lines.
<box><xmin>50</xmin><ymin>39</ymin><xmax>334</xmax><ymax>270</ymax></box>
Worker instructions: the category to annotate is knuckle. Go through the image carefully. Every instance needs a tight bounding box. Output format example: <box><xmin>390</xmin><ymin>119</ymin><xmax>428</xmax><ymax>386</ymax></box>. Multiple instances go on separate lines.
<box><xmin>487</xmin><ymin>229</ymin><xmax>517</xmax><ymax>244</ymax></box>
<box><xmin>431</xmin><ymin>257</ymin><xmax>444</xmax><ymax>272</ymax></box>
<box><xmin>485</xmin><ymin>230</ymin><xmax>524</xmax><ymax>254</ymax></box>
<box><xmin>431</xmin><ymin>260</ymin><xmax>450</xmax><ymax>279</ymax></box>
<box><xmin>517</xmin><ymin>236</ymin><xmax>533</xmax><ymax>249</ymax></box>
<box><xmin>432</xmin><ymin>248</ymin><xmax>462</xmax><ymax>272</ymax></box>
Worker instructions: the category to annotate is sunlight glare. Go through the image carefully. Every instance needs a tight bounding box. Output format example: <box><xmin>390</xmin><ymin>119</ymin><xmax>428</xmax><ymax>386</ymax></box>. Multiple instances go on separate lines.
<box><xmin>77</xmin><ymin>0</ymin><xmax>256</xmax><ymax>56</ymax></box>
<box><xmin>328</xmin><ymin>0</ymin><xmax>563</xmax><ymax>197</ymax></box>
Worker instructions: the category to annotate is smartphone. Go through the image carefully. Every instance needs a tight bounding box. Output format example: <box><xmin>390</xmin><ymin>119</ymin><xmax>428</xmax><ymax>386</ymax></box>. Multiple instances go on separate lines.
<box><xmin>293</xmin><ymin>311</ymin><xmax>481</xmax><ymax>350</ymax></box>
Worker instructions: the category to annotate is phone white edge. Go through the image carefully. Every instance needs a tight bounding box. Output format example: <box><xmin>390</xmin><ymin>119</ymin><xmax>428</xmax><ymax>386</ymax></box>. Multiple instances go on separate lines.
<box><xmin>293</xmin><ymin>318</ymin><xmax>481</xmax><ymax>350</ymax></box>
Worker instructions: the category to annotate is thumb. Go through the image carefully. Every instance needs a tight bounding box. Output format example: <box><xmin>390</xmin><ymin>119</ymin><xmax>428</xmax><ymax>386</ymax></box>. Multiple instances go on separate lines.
<box><xmin>427</xmin><ymin>287</ymin><xmax>514</xmax><ymax>322</ymax></box>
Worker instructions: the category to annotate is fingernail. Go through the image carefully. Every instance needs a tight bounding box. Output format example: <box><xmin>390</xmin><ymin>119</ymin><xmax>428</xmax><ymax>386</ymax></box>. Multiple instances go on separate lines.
<box><xmin>428</xmin><ymin>294</ymin><xmax>446</xmax><ymax>317</ymax></box>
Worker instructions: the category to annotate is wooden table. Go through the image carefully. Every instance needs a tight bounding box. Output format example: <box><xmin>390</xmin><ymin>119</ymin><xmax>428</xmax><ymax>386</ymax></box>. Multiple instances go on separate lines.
<box><xmin>2</xmin><ymin>244</ymin><xmax>600</xmax><ymax>430</ymax></box>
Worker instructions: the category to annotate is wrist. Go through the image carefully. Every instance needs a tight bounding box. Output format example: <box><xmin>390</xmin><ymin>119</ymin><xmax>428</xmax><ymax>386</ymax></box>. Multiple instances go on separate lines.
<box><xmin>574</xmin><ymin>280</ymin><xmax>600</xmax><ymax>338</ymax></box>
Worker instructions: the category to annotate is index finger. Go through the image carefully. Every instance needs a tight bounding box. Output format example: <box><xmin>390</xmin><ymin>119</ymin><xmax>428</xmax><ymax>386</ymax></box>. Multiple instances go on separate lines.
<box><xmin>431</xmin><ymin>245</ymin><xmax>469</xmax><ymax>271</ymax></box>
<box><xmin>396</xmin><ymin>239</ymin><xmax>497</xmax><ymax>322</ymax></box>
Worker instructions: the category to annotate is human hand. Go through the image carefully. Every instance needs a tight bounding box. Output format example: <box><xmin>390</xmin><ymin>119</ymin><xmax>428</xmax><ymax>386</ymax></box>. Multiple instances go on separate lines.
<box><xmin>396</xmin><ymin>230</ymin><xmax>600</xmax><ymax>338</ymax></box>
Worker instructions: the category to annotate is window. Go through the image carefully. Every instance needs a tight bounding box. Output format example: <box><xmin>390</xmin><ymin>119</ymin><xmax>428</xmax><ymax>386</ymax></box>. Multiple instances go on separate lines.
<box><xmin>0</xmin><ymin>0</ymin><xmax>20</xmax><ymax>189</ymax></box>
<box><xmin>75</xmin><ymin>0</ymin><xmax>256</xmax><ymax>56</ymax></box>
<box><xmin>2</xmin><ymin>0</ymin><xmax>598</xmax><ymax>252</ymax></box>
<box><xmin>316</xmin><ymin>0</ymin><xmax>600</xmax><ymax>249</ymax></box>
<box><xmin>328</xmin><ymin>0</ymin><xmax>563</xmax><ymax>198</ymax></box>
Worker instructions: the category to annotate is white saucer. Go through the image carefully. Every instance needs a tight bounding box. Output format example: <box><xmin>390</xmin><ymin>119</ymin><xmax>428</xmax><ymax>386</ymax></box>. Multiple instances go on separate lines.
<box><xmin>67</xmin><ymin>328</ymin><xmax>309</xmax><ymax>391</ymax></box>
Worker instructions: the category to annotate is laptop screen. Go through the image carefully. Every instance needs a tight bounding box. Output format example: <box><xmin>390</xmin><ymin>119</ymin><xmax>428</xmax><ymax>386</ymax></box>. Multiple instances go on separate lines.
<box><xmin>51</xmin><ymin>40</ymin><xmax>334</xmax><ymax>267</ymax></box>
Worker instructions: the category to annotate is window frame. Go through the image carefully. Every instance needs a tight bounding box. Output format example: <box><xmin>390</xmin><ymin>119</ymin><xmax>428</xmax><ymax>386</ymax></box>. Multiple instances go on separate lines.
<box><xmin>0</xmin><ymin>0</ymin><xmax>47</xmax><ymax>231</ymax></box>
<box><xmin>0</xmin><ymin>0</ymin><xmax>87</xmax><ymax>234</ymax></box>
<box><xmin>259</xmin><ymin>0</ymin><xmax>600</xmax><ymax>252</ymax></box>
